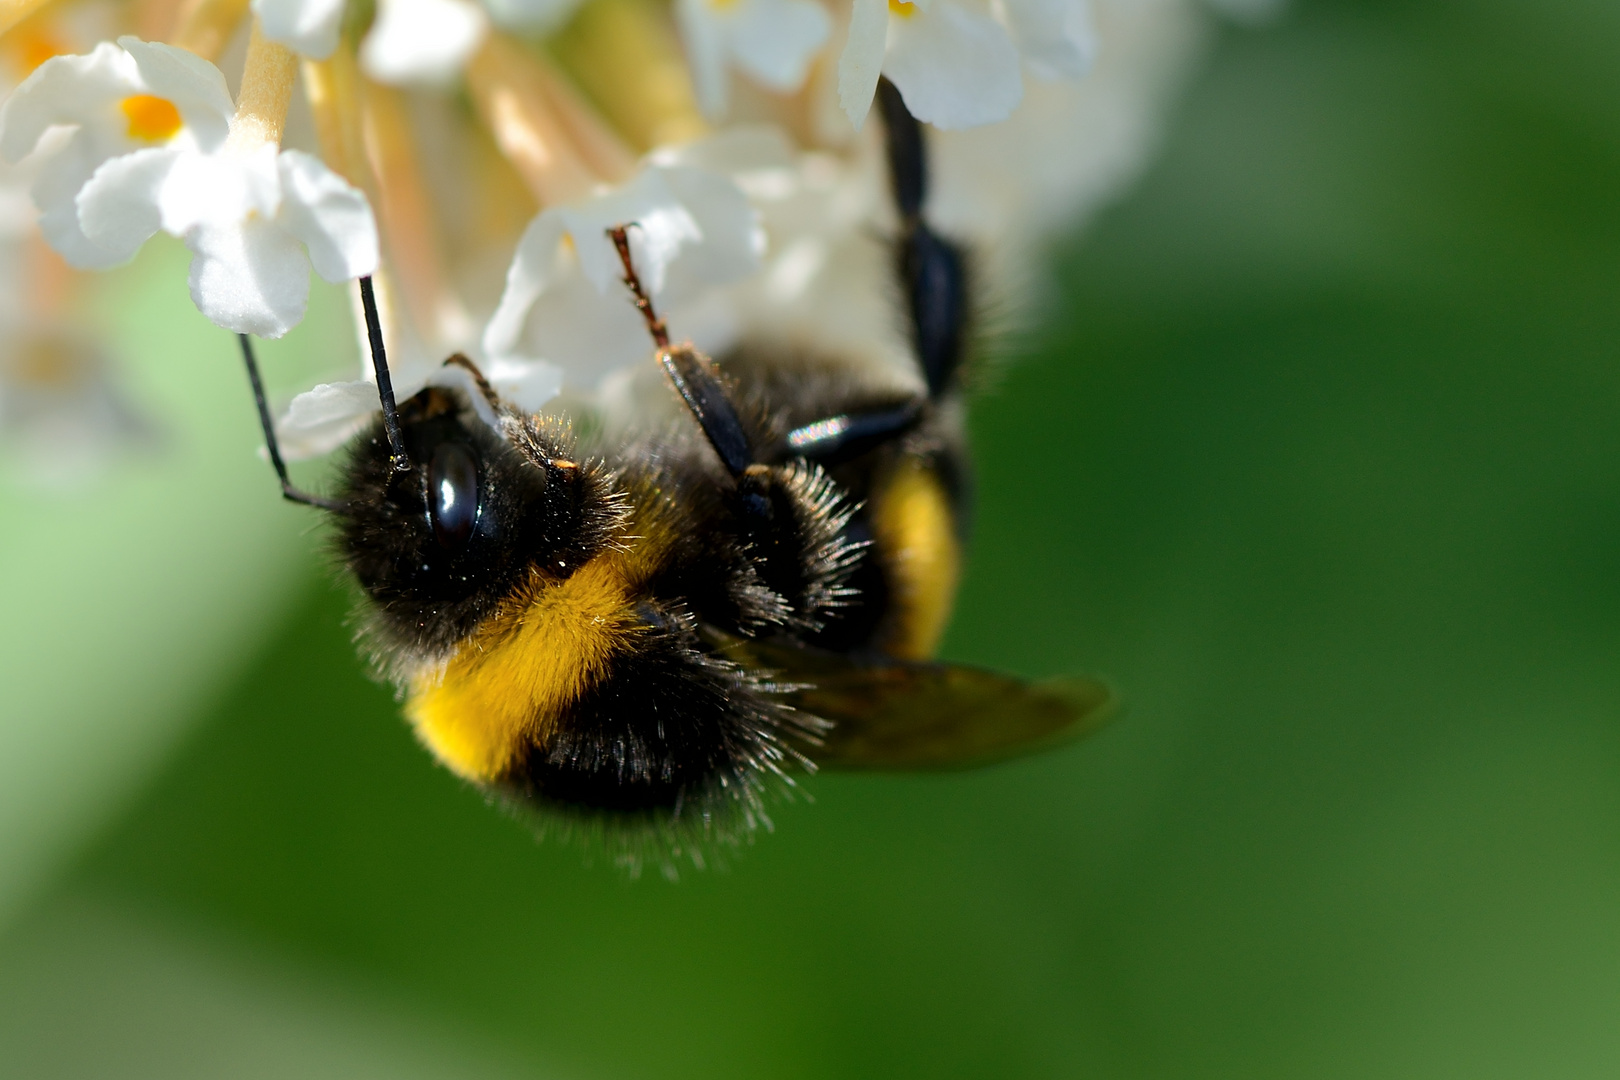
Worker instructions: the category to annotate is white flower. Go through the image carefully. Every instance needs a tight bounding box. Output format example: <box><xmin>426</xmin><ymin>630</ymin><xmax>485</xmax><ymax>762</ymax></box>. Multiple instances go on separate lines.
<box><xmin>482</xmin><ymin>156</ymin><xmax>763</xmax><ymax>392</ymax></box>
<box><xmin>0</xmin><ymin>38</ymin><xmax>379</xmax><ymax>338</ymax></box>
<box><xmin>275</xmin><ymin>359</ymin><xmax>561</xmax><ymax>458</ymax></box>
<box><xmin>999</xmin><ymin>0</ymin><xmax>1099</xmax><ymax>80</ymax></box>
<box><xmin>838</xmin><ymin>0</ymin><xmax>1096</xmax><ymax>131</ymax></box>
<box><xmin>0</xmin><ymin>38</ymin><xmax>232</xmax><ymax>268</ymax></box>
<box><xmin>164</xmin><ymin>145</ymin><xmax>379</xmax><ymax>336</ymax></box>
<box><xmin>254</xmin><ymin>0</ymin><xmax>585</xmax><ymax>84</ymax></box>
<box><xmin>360</xmin><ymin>0</ymin><xmax>489</xmax><ymax>85</ymax></box>
<box><xmin>676</xmin><ymin>127</ymin><xmax>927</xmax><ymax>394</ymax></box>
<box><xmin>274</xmin><ymin>338</ymin><xmax>565</xmax><ymax>460</ymax></box>
<box><xmin>251</xmin><ymin>0</ymin><xmax>346</xmax><ymax>60</ymax></box>
<box><xmin>275</xmin><ymin>276</ymin><xmax>561</xmax><ymax>459</ymax></box>
<box><xmin>674</xmin><ymin>0</ymin><xmax>831</xmax><ymax>120</ymax></box>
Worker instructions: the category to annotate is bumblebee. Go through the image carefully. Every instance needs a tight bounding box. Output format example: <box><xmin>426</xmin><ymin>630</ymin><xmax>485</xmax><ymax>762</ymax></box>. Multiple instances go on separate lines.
<box><xmin>239</xmin><ymin>82</ymin><xmax>1110</xmax><ymax>860</ymax></box>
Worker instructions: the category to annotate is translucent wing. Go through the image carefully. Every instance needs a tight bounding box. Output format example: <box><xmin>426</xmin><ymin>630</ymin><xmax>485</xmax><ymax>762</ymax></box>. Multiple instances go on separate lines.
<box><xmin>718</xmin><ymin>636</ymin><xmax>1116</xmax><ymax>770</ymax></box>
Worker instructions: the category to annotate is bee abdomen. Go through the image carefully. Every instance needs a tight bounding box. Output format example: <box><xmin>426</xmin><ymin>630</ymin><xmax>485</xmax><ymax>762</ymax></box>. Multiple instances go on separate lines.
<box><xmin>499</xmin><ymin>628</ymin><xmax>811</xmax><ymax>817</ymax></box>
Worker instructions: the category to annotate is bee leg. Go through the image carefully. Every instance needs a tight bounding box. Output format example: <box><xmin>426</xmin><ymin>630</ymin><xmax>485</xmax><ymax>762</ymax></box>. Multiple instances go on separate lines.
<box><xmin>659</xmin><ymin>343</ymin><xmax>755</xmax><ymax>478</ymax></box>
<box><xmin>605</xmin><ymin>222</ymin><xmax>862</xmax><ymax>631</ymax></box>
<box><xmin>606</xmin><ymin>223</ymin><xmax>757</xmax><ymax>476</ymax></box>
<box><xmin>876</xmin><ymin>78</ymin><xmax>969</xmax><ymax>401</ymax></box>
<box><xmin>780</xmin><ymin>401</ymin><xmax>923</xmax><ymax>465</ymax></box>
<box><xmin>236</xmin><ymin>335</ymin><xmax>347</xmax><ymax>512</ymax></box>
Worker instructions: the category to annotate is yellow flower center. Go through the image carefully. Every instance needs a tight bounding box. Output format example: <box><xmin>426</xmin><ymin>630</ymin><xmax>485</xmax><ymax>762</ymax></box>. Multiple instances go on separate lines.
<box><xmin>888</xmin><ymin>0</ymin><xmax>919</xmax><ymax>16</ymax></box>
<box><xmin>120</xmin><ymin>94</ymin><xmax>183</xmax><ymax>142</ymax></box>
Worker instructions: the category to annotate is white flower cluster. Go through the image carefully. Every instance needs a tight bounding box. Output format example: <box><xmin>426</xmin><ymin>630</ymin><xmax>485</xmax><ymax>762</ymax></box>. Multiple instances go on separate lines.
<box><xmin>260</xmin><ymin>0</ymin><xmax>584</xmax><ymax>85</ymax></box>
<box><xmin>0</xmin><ymin>0</ymin><xmax>1214</xmax><ymax>472</ymax></box>
<box><xmin>0</xmin><ymin>37</ymin><xmax>376</xmax><ymax>337</ymax></box>
<box><xmin>257</xmin><ymin>0</ymin><xmax>1094</xmax><ymax>129</ymax></box>
<box><xmin>279</xmin><ymin>153</ymin><xmax>763</xmax><ymax>456</ymax></box>
<box><xmin>838</xmin><ymin>0</ymin><xmax>1095</xmax><ymax>130</ymax></box>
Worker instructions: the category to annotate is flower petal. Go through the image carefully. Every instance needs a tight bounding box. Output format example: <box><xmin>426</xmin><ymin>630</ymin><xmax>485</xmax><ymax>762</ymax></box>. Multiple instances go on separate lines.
<box><xmin>837</xmin><ymin>0</ymin><xmax>890</xmax><ymax>131</ymax></box>
<box><xmin>252</xmin><ymin>0</ymin><xmax>347</xmax><ymax>60</ymax></box>
<box><xmin>156</xmin><ymin>142</ymin><xmax>280</xmax><ymax>237</ymax></box>
<box><xmin>656</xmin><ymin>164</ymin><xmax>762</xmax><ymax>306</ymax></box>
<box><xmin>0</xmin><ymin>43</ymin><xmax>140</xmax><ymax>164</ymax></box>
<box><xmin>884</xmin><ymin>0</ymin><xmax>1023</xmax><ymax>129</ymax></box>
<box><xmin>251</xmin><ymin>0</ymin><xmax>346</xmax><ymax>60</ymax></box>
<box><xmin>116</xmin><ymin>37</ymin><xmax>234</xmax><ymax>148</ymax></box>
<box><xmin>277</xmin><ymin>149</ymin><xmax>379</xmax><ymax>282</ymax></box>
<box><xmin>484</xmin><ymin>155</ymin><xmax>761</xmax><ymax>390</ymax></box>
<box><xmin>31</xmin><ymin>131</ymin><xmax>130</xmax><ymax>269</ymax></box>
<box><xmin>726</xmin><ymin>0</ymin><xmax>830</xmax><ymax>92</ymax></box>
<box><xmin>558</xmin><ymin>168</ymin><xmax>702</xmax><ymax>294</ymax></box>
<box><xmin>360</xmin><ymin>0</ymin><xmax>489</xmax><ymax>85</ymax></box>
<box><xmin>0</xmin><ymin>39</ymin><xmax>242</xmax><ymax>271</ymax></box>
<box><xmin>486</xmin><ymin>265</ymin><xmax>660</xmax><ymax>389</ymax></box>
<box><xmin>275</xmin><ymin>379</ymin><xmax>380</xmax><ymax>459</ymax></box>
<box><xmin>998</xmin><ymin>0</ymin><xmax>1095</xmax><ymax>80</ymax></box>
<box><xmin>75</xmin><ymin>146</ymin><xmax>178</xmax><ymax>265</ymax></box>
<box><xmin>186</xmin><ymin>216</ymin><xmax>312</xmax><ymax>337</ymax></box>
<box><xmin>481</xmin><ymin>211</ymin><xmax>570</xmax><ymax>361</ymax></box>
<box><xmin>674</xmin><ymin>0</ymin><xmax>732</xmax><ymax>119</ymax></box>
<box><xmin>483</xmin><ymin>357</ymin><xmax>563</xmax><ymax>413</ymax></box>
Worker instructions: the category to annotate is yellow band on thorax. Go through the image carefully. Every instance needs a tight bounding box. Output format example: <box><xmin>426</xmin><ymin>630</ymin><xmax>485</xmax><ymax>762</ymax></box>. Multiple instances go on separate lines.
<box><xmin>405</xmin><ymin>555</ymin><xmax>643</xmax><ymax>782</ymax></box>
<box><xmin>403</xmin><ymin>490</ymin><xmax>682</xmax><ymax>783</ymax></box>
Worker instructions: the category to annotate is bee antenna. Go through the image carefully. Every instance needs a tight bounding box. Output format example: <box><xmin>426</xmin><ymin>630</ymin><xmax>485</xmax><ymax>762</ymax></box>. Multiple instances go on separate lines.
<box><xmin>236</xmin><ymin>334</ymin><xmax>348</xmax><ymax>512</ymax></box>
<box><xmin>442</xmin><ymin>352</ymin><xmax>502</xmax><ymax>411</ymax></box>
<box><xmin>608</xmin><ymin>224</ymin><xmax>670</xmax><ymax>351</ymax></box>
<box><xmin>358</xmin><ymin>274</ymin><xmax>412</xmax><ymax>473</ymax></box>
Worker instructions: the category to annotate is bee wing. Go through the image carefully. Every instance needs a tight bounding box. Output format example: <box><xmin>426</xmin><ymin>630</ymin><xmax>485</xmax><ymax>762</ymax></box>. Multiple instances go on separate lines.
<box><xmin>723</xmin><ymin>637</ymin><xmax>1116</xmax><ymax>769</ymax></box>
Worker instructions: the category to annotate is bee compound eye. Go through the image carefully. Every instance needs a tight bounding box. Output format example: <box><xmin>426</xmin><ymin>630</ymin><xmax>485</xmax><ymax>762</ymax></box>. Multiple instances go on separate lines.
<box><xmin>428</xmin><ymin>442</ymin><xmax>479</xmax><ymax>550</ymax></box>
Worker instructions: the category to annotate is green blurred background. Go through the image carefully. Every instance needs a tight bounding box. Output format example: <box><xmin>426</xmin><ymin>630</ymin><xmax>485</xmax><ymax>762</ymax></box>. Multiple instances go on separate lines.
<box><xmin>5</xmin><ymin>0</ymin><xmax>1620</xmax><ymax>1075</ymax></box>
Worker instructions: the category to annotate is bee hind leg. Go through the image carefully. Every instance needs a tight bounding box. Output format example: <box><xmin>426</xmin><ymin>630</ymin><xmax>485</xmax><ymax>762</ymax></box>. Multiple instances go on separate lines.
<box><xmin>876</xmin><ymin>78</ymin><xmax>969</xmax><ymax>401</ymax></box>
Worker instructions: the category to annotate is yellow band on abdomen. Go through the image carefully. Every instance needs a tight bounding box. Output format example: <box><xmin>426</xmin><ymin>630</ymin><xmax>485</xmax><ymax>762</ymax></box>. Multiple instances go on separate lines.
<box><xmin>871</xmin><ymin>458</ymin><xmax>961</xmax><ymax>661</ymax></box>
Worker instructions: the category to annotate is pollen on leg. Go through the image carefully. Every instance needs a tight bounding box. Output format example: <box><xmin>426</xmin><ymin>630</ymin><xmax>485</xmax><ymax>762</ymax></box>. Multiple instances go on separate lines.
<box><xmin>888</xmin><ymin>0</ymin><xmax>919</xmax><ymax>16</ymax></box>
<box><xmin>120</xmin><ymin>95</ymin><xmax>183</xmax><ymax>142</ymax></box>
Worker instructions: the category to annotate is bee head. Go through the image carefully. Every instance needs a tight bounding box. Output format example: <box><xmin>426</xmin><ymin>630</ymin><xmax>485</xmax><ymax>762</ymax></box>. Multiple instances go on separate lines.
<box><xmin>331</xmin><ymin>383</ymin><xmax>619</xmax><ymax>670</ymax></box>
